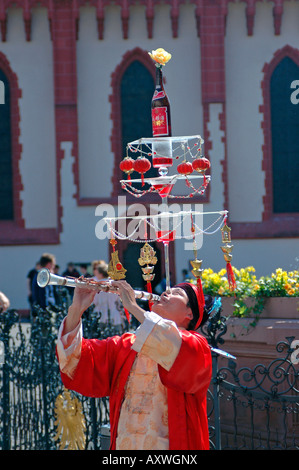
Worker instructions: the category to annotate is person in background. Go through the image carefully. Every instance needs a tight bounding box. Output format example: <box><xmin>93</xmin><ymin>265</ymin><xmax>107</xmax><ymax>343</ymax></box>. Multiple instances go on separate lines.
<box><xmin>62</xmin><ymin>262</ymin><xmax>80</xmax><ymax>279</ymax></box>
<box><xmin>79</xmin><ymin>263</ymin><xmax>91</xmax><ymax>278</ymax></box>
<box><xmin>181</xmin><ymin>268</ymin><xmax>190</xmax><ymax>282</ymax></box>
<box><xmin>31</xmin><ymin>253</ymin><xmax>57</xmax><ymax>309</ymax></box>
<box><xmin>91</xmin><ymin>259</ymin><xmax>103</xmax><ymax>276</ymax></box>
<box><xmin>92</xmin><ymin>260</ymin><xmax>126</xmax><ymax>333</ymax></box>
<box><xmin>0</xmin><ymin>291</ymin><xmax>10</xmax><ymax>312</ymax></box>
<box><xmin>26</xmin><ymin>261</ymin><xmax>40</xmax><ymax>308</ymax></box>
<box><xmin>62</xmin><ymin>263</ymin><xmax>80</xmax><ymax>299</ymax></box>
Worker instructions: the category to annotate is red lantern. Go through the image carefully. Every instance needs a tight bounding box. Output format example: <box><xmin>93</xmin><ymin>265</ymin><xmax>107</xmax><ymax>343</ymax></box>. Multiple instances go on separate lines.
<box><xmin>192</xmin><ymin>157</ymin><xmax>210</xmax><ymax>173</ymax></box>
<box><xmin>177</xmin><ymin>160</ymin><xmax>193</xmax><ymax>188</ymax></box>
<box><xmin>177</xmin><ymin>160</ymin><xmax>193</xmax><ymax>176</ymax></box>
<box><xmin>120</xmin><ymin>157</ymin><xmax>134</xmax><ymax>184</ymax></box>
<box><xmin>134</xmin><ymin>156</ymin><xmax>151</xmax><ymax>186</ymax></box>
<box><xmin>192</xmin><ymin>157</ymin><xmax>210</xmax><ymax>188</ymax></box>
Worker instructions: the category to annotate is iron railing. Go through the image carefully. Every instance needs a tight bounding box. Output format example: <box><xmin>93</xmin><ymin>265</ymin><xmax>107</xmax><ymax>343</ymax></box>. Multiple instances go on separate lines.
<box><xmin>0</xmin><ymin>293</ymin><xmax>298</xmax><ymax>450</ymax></box>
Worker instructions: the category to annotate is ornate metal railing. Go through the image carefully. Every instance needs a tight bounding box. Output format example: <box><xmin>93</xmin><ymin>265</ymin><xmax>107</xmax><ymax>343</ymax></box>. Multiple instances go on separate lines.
<box><xmin>201</xmin><ymin>304</ymin><xmax>299</xmax><ymax>450</ymax></box>
<box><xmin>0</xmin><ymin>294</ymin><xmax>298</xmax><ymax>450</ymax></box>
<box><xmin>214</xmin><ymin>337</ymin><xmax>299</xmax><ymax>450</ymax></box>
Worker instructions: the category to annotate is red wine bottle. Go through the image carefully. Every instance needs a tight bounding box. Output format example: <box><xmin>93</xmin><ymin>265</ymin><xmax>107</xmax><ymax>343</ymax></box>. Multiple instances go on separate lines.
<box><xmin>151</xmin><ymin>65</ymin><xmax>172</xmax><ymax>137</ymax></box>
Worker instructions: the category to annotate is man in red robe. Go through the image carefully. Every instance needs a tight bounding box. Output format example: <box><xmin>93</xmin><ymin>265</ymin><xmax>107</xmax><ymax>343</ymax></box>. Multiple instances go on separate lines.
<box><xmin>56</xmin><ymin>280</ymin><xmax>213</xmax><ymax>450</ymax></box>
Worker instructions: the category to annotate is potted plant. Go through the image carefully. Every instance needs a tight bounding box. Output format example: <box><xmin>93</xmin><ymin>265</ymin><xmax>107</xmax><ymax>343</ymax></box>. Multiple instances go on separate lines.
<box><xmin>190</xmin><ymin>266</ymin><xmax>299</xmax><ymax>329</ymax></box>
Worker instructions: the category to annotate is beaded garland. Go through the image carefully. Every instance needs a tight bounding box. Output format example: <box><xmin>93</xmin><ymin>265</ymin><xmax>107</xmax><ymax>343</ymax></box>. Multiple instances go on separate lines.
<box><xmin>104</xmin><ymin>210</ymin><xmax>227</xmax><ymax>243</ymax></box>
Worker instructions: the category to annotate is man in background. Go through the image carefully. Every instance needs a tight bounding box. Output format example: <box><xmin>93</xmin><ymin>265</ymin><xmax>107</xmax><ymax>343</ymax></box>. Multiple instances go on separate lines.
<box><xmin>31</xmin><ymin>253</ymin><xmax>57</xmax><ymax>309</ymax></box>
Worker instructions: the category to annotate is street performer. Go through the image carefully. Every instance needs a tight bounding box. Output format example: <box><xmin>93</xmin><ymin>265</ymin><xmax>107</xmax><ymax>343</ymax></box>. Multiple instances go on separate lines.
<box><xmin>56</xmin><ymin>279</ymin><xmax>213</xmax><ymax>450</ymax></box>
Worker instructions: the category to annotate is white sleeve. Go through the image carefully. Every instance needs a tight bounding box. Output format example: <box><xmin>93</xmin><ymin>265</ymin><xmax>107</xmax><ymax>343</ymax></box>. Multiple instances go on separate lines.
<box><xmin>56</xmin><ymin>318</ymin><xmax>82</xmax><ymax>379</ymax></box>
<box><xmin>132</xmin><ymin>311</ymin><xmax>182</xmax><ymax>371</ymax></box>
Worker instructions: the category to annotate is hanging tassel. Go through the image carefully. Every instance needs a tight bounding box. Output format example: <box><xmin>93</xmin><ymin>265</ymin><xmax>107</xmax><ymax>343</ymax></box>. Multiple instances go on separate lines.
<box><xmin>124</xmin><ymin>308</ymin><xmax>130</xmax><ymax>324</ymax></box>
<box><xmin>146</xmin><ymin>281</ymin><xmax>153</xmax><ymax>311</ymax></box>
<box><xmin>190</xmin><ymin>256</ymin><xmax>205</xmax><ymax>330</ymax></box>
<box><xmin>221</xmin><ymin>218</ymin><xmax>236</xmax><ymax>292</ymax></box>
<box><xmin>195</xmin><ymin>277</ymin><xmax>205</xmax><ymax>330</ymax></box>
<box><xmin>127</xmin><ymin>174</ymin><xmax>132</xmax><ymax>186</ymax></box>
<box><xmin>226</xmin><ymin>262</ymin><xmax>236</xmax><ymax>291</ymax></box>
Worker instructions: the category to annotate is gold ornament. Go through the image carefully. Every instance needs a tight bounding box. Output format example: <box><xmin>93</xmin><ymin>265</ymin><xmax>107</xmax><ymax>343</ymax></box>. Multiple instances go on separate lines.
<box><xmin>138</xmin><ymin>242</ymin><xmax>157</xmax><ymax>267</ymax></box>
<box><xmin>220</xmin><ymin>223</ymin><xmax>234</xmax><ymax>262</ymax></box>
<box><xmin>138</xmin><ymin>242</ymin><xmax>157</xmax><ymax>307</ymax></box>
<box><xmin>141</xmin><ymin>265</ymin><xmax>155</xmax><ymax>282</ymax></box>
<box><xmin>108</xmin><ymin>250</ymin><xmax>127</xmax><ymax>280</ymax></box>
<box><xmin>138</xmin><ymin>242</ymin><xmax>157</xmax><ymax>283</ymax></box>
<box><xmin>221</xmin><ymin>221</ymin><xmax>236</xmax><ymax>290</ymax></box>
<box><xmin>138</xmin><ymin>242</ymin><xmax>158</xmax><ymax>282</ymax></box>
<box><xmin>190</xmin><ymin>258</ymin><xmax>203</xmax><ymax>281</ymax></box>
<box><xmin>221</xmin><ymin>243</ymin><xmax>234</xmax><ymax>263</ymax></box>
<box><xmin>54</xmin><ymin>387</ymin><xmax>86</xmax><ymax>450</ymax></box>
<box><xmin>221</xmin><ymin>224</ymin><xmax>231</xmax><ymax>244</ymax></box>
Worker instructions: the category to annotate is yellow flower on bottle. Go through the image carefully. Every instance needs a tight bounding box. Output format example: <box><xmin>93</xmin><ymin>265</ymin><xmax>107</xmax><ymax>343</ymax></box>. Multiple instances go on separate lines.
<box><xmin>149</xmin><ymin>48</ymin><xmax>172</xmax><ymax>66</ymax></box>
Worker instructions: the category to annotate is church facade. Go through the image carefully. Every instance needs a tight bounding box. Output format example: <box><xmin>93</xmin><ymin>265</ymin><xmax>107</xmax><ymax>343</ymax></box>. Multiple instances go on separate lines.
<box><xmin>0</xmin><ymin>0</ymin><xmax>298</xmax><ymax>309</ymax></box>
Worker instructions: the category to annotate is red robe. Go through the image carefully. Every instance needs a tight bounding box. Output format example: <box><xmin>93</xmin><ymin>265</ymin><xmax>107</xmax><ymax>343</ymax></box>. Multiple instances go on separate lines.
<box><xmin>59</xmin><ymin>329</ymin><xmax>212</xmax><ymax>450</ymax></box>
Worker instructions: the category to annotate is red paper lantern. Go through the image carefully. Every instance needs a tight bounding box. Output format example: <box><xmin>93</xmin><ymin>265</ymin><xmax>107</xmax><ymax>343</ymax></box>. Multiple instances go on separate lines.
<box><xmin>177</xmin><ymin>160</ymin><xmax>193</xmax><ymax>176</ymax></box>
<box><xmin>120</xmin><ymin>157</ymin><xmax>134</xmax><ymax>184</ymax></box>
<box><xmin>133</xmin><ymin>156</ymin><xmax>151</xmax><ymax>186</ymax></box>
<box><xmin>192</xmin><ymin>157</ymin><xmax>210</xmax><ymax>173</ymax></box>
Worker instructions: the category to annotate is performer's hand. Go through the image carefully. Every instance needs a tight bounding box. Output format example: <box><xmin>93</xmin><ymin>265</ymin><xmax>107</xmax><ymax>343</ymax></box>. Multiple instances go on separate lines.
<box><xmin>72</xmin><ymin>284</ymin><xmax>96</xmax><ymax>314</ymax></box>
<box><xmin>64</xmin><ymin>281</ymin><xmax>96</xmax><ymax>334</ymax></box>
<box><xmin>111</xmin><ymin>280</ymin><xmax>145</xmax><ymax>324</ymax></box>
<box><xmin>112</xmin><ymin>280</ymin><xmax>137</xmax><ymax>311</ymax></box>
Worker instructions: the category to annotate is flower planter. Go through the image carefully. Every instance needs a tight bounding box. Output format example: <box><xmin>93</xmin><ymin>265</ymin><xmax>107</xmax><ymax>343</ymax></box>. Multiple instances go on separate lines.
<box><xmin>220</xmin><ymin>297</ymin><xmax>299</xmax><ymax>359</ymax></box>
<box><xmin>221</xmin><ymin>296</ymin><xmax>299</xmax><ymax>319</ymax></box>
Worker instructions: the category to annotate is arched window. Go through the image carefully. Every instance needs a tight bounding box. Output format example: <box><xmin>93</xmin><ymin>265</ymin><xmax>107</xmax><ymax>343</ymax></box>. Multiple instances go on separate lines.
<box><xmin>261</xmin><ymin>46</ymin><xmax>299</xmax><ymax>229</ymax></box>
<box><xmin>121</xmin><ymin>60</ymin><xmax>154</xmax><ymax>157</ymax></box>
<box><xmin>270</xmin><ymin>56</ymin><xmax>299</xmax><ymax>213</ymax></box>
<box><xmin>0</xmin><ymin>69</ymin><xmax>13</xmax><ymax>220</ymax></box>
<box><xmin>120</xmin><ymin>60</ymin><xmax>157</xmax><ymax>189</ymax></box>
<box><xmin>110</xmin><ymin>48</ymin><xmax>156</xmax><ymax>198</ymax></box>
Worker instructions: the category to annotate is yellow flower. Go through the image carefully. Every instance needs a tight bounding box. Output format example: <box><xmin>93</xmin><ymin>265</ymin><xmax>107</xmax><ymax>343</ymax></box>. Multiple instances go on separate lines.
<box><xmin>247</xmin><ymin>266</ymin><xmax>256</xmax><ymax>272</ymax></box>
<box><xmin>148</xmin><ymin>48</ymin><xmax>172</xmax><ymax>66</ymax></box>
<box><xmin>232</xmin><ymin>267</ymin><xmax>240</xmax><ymax>277</ymax></box>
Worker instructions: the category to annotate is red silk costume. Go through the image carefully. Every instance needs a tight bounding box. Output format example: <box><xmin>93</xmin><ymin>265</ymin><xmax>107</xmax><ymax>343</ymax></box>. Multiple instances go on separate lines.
<box><xmin>59</xmin><ymin>329</ymin><xmax>212</xmax><ymax>450</ymax></box>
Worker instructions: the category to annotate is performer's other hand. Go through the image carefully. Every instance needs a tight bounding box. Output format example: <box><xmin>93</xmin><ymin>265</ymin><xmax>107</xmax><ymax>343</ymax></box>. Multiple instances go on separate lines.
<box><xmin>111</xmin><ymin>280</ymin><xmax>138</xmax><ymax>312</ymax></box>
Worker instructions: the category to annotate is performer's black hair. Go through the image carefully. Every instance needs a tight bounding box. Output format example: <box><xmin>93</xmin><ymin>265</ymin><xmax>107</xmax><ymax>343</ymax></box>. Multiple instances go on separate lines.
<box><xmin>187</xmin><ymin>294</ymin><xmax>214</xmax><ymax>331</ymax></box>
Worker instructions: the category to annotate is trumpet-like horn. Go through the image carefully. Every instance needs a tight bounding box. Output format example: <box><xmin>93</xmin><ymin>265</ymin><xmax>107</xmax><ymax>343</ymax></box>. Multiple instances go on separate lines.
<box><xmin>37</xmin><ymin>268</ymin><xmax>160</xmax><ymax>302</ymax></box>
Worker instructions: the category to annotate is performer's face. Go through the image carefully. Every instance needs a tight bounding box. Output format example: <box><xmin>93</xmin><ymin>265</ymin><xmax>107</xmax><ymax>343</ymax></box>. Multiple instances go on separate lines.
<box><xmin>152</xmin><ymin>287</ymin><xmax>193</xmax><ymax>329</ymax></box>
